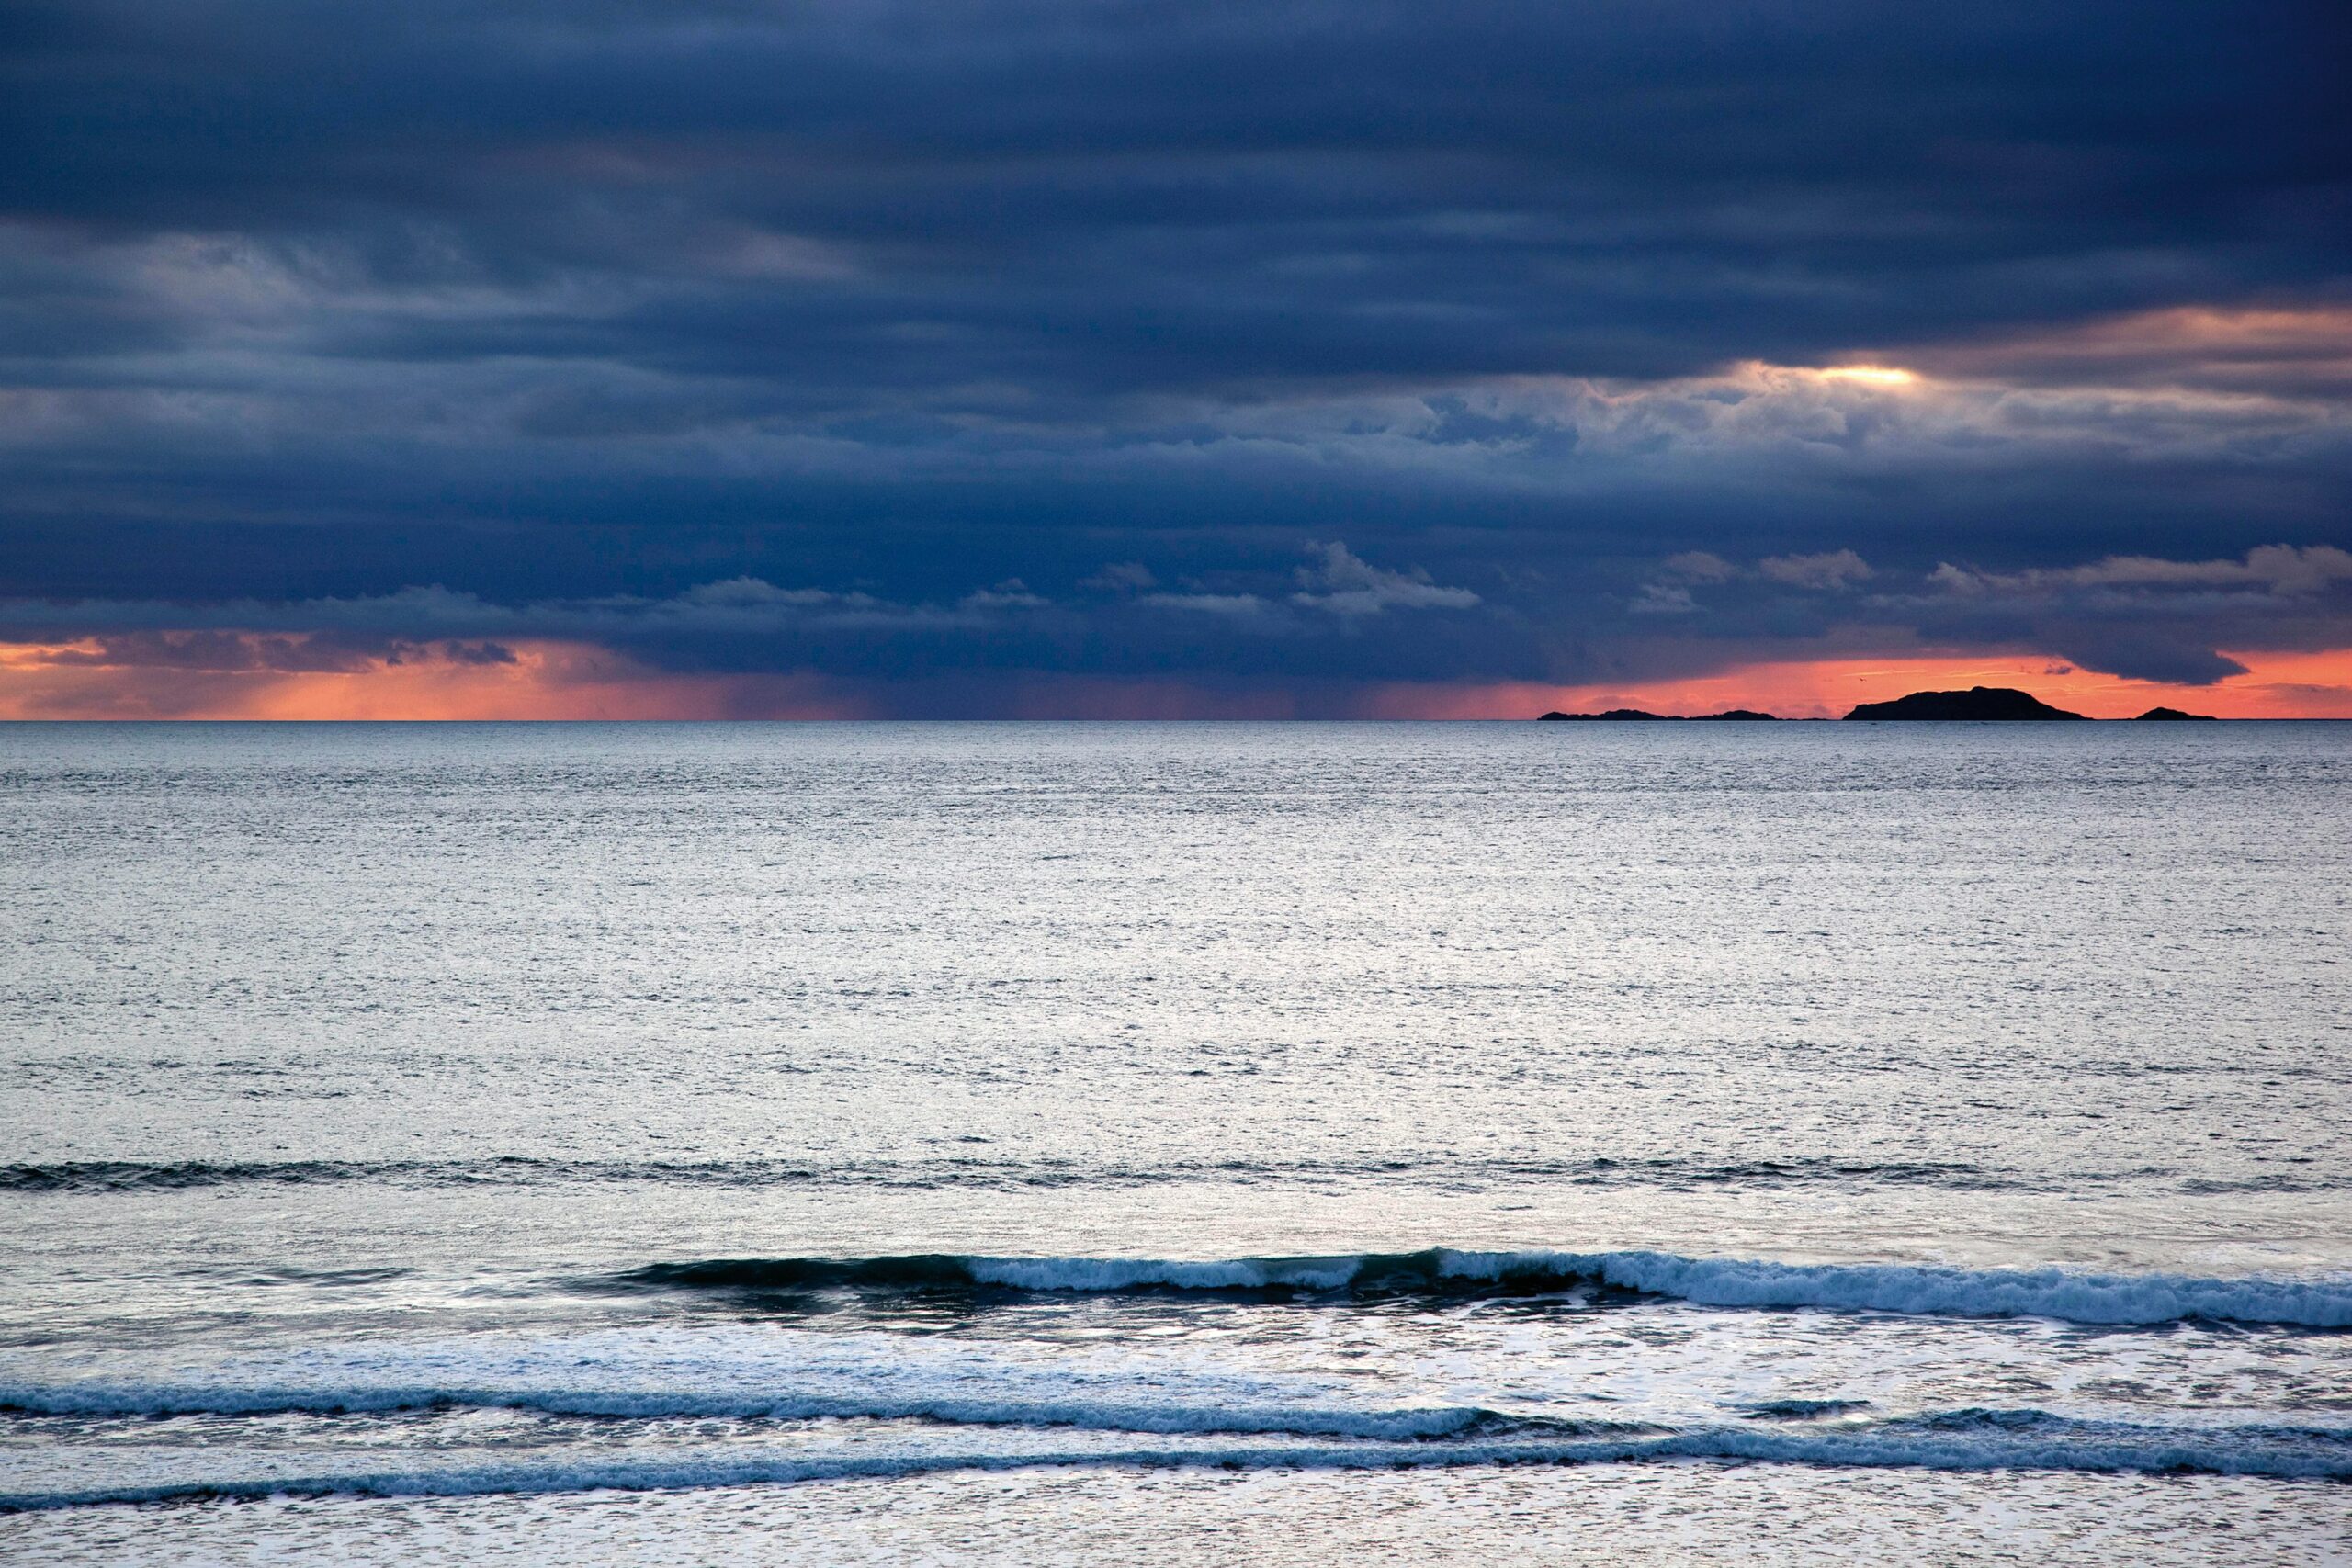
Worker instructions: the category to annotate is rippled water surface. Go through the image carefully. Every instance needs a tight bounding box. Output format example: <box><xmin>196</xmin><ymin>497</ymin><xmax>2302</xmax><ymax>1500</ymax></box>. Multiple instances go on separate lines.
<box><xmin>1</xmin><ymin>722</ymin><xmax>2346</xmax><ymax>1562</ymax></box>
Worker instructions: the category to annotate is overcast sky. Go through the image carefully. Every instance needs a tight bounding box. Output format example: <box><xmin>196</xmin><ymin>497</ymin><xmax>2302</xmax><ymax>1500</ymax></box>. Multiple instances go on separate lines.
<box><xmin>4</xmin><ymin>0</ymin><xmax>2348</xmax><ymax>715</ymax></box>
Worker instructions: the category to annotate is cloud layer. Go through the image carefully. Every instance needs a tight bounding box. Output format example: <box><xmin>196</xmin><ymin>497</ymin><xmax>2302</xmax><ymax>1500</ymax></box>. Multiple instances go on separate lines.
<box><xmin>2</xmin><ymin>0</ymin><xmax>2348</xmax><ymax>709</ymax></box>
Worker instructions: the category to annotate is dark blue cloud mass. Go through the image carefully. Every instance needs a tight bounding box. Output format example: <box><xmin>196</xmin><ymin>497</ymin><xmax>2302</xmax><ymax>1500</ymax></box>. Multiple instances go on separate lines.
<box><xmin>1</xmin><ymin>0</ymin><xmax>2347</xmax><ymax>704</ymax></box>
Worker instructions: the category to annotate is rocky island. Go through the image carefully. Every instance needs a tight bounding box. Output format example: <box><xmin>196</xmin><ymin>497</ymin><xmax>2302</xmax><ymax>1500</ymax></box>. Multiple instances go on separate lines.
<box><xmin>1843</xmin><ymin>686</ymin><xmax>2088</xmax><ymax>721</ymax></box>
<box><xmin>1538</xmin><ymin>688</ymin><xmax>2232</xmax><ymax>721</ymax></box>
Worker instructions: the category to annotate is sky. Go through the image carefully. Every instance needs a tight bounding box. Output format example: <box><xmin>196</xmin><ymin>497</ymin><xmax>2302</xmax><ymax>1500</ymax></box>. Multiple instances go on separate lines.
<box><xmin>3</xmin><ymin>0</ymin><xmax>2349</xmax><ymax>718</ymax></box>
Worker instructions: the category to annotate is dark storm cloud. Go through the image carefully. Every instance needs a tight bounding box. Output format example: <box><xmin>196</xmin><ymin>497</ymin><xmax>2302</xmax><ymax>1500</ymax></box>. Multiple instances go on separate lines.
<box><xmin>9</xmin><ymin>0</ymin><xmax>2346</xmax><ymax>382</ymax></box>
<box><xmin>0</xmin><ymin>546</ymin><xmax>1532</xmax><ymax>682</ymax></box>
<box><xmin>1906</xmin><ymin>546</ymin><xmax>2352</xmax><ymax>683</ymax></box>
<box><xmin>2</xmin><ymin>0</ymin><xmax>2348</xmax><ymax>697</ymax></box>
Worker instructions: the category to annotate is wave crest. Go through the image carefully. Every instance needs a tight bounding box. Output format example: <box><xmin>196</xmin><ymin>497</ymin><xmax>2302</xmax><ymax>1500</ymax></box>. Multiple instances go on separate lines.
<box><xmin>614</xmin><ymin>1247</ymin><xmax>2352</xmax><ymax>1327</ymax></box>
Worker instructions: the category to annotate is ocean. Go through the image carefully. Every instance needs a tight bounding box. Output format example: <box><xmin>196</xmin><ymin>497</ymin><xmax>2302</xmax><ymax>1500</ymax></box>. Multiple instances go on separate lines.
<box><xmin>1</xmin><ymin>720</ymin><xmax>2346</xmax><ymax>1562</ymax></box>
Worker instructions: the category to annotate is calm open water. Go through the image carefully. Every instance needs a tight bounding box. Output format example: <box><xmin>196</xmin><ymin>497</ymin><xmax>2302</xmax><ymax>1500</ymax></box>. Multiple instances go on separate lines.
<box><xmin>1</xmin><ymin>721</ymin><xmax>2346</xmax><ymax>1563</ymax></box>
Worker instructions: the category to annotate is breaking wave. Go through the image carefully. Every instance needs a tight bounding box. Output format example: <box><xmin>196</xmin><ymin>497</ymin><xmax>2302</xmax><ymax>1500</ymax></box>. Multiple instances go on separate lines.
<box><xmin>611</xmin><ymin>1247</ymin><xmax>2352</xmax><ymax>1328</ymax></box>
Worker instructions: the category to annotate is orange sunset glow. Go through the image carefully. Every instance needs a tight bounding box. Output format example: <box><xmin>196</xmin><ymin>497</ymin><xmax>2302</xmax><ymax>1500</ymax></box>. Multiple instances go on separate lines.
<box><xmin>0</xmin><ymin>639</ymin><xmax>870</xmax><ymax>721</ymax></box>
<box><xmin>1366</xmin><ymin>649</ymin><xmax>2352</xmax><ymax>720</ymax></box>
<box><xmin>5</xmin><ymin>637</ymin><xmax>2349</xmax><ymax>720</ymax></box>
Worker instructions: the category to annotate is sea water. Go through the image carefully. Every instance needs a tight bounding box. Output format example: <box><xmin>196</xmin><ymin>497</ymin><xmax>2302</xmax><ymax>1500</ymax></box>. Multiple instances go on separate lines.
<box><xmin>0</xmin><ymin>721</ymin><xmax>2346</xmax><ymax>1562</ymax></box>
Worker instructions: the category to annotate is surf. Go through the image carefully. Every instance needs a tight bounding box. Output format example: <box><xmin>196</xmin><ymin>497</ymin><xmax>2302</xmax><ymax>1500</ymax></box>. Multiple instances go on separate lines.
<box><xmin>610</xmin><ymin>1247</ymin><xmax>2352</xmax><ymax>1328</ymax></box>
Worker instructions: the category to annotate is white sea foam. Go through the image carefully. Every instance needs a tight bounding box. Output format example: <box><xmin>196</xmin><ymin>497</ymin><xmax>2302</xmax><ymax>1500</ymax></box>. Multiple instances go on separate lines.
<box><xmin>6</xmin><ymin>1250</ymin><xmax>2343</xmax><ymax>1517</ymax></box>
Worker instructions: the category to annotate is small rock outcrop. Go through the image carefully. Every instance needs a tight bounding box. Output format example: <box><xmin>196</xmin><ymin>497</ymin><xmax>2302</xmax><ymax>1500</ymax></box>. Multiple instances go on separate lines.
<box><xmin>2133</xmin><ymin>706</ymin><xmax>2218</xmax><ymax>720</ymax></box>
<box><xmin>1539</xmin><ymin>708</ymin><xmax>1668</xmax><ymax>720</ymax></box>
<box><xmin>1690</xmin><ymin>709</ymin><xmax>1780</xmax><ymax>720</ymax></box>
<box><xmin>1844</xmin><ymin>686</ymin><xmax>2089</xmax><ymax>721</ymax></box>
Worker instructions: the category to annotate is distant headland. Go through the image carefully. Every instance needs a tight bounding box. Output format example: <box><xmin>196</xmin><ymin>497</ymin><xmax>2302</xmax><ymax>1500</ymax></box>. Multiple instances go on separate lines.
<box><xmin>1539</xmin><ymin>686</ymin><xmax>2221</xmax><ymax>721</ymax></box>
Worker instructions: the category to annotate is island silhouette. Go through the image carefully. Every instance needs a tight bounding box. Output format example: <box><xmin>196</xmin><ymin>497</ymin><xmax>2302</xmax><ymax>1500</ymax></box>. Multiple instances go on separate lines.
<box><xmin>1844</xmin><ymin>686</ymin><xmax>2087</xmax><ymax>720</ymax></box>
<box><xmin>1539</xmin><ymin>687</ymin><xmax>2225</xmax><ymax>721</ymax></box>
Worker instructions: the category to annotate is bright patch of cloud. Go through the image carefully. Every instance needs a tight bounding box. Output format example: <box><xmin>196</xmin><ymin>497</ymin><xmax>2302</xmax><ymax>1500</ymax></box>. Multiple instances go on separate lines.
<box><xmin>1903</xmin><ymin>306</ymin><xmax>2352</xmax><ymax>396</ymax></box>
<box><xmin>1815</xmin><ymin>366</ymin><xmax>1917</xmax><ymax>386</ymax></box>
